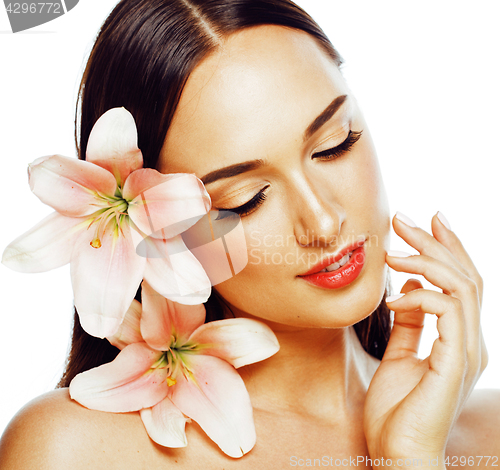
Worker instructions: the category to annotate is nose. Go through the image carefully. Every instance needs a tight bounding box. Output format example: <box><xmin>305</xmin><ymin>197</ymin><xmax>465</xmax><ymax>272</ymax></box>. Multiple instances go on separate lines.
<box><xmin>292</xmin><ymin>176</ymin><xmax>345</xmax><ymax>248</ymax></box>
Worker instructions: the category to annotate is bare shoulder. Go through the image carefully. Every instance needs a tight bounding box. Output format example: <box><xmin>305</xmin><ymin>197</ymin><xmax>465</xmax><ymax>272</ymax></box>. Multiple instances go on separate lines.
<box><xmin>0</xmin><ymin>388</ymin><xmax>158</xmax><ymax>469</ymax></box>
<box><xmin>0</xmin><ymin>388</ymin><xmax>234</xmax><ymax>469</ymax></box>
<box><xmin>447</xmin><ymin>388</ymin><xmax>500</xmax><ymax>466</ymax></box>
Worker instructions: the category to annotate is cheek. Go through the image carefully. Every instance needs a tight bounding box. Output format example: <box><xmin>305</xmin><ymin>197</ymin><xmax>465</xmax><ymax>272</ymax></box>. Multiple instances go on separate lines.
<box><xmin>347</xmin><ymin>148</ymin><xmax>391</xmax><ymax>307</ymax></box>
<box><xmin>339</xmin><ymin>139</ymin><xmax>390</xmax><ymax>240</ymax></box>
<box><xmin>214</xmin><ymin>214</ymin><xmax>295</xmax><ymax>312</ymax></box>
<box><xmin>346</xmin><ymin>148</ymin><xmax>391</xmax><ymax>278</ymax></box>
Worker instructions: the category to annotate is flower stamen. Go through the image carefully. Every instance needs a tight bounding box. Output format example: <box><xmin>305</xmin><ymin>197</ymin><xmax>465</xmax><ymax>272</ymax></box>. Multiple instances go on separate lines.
<box><xmin>90</xmin><ymin>238</ymin><xmax>102</xmax><ymax>249</ymax></box>
<box><xmin>166</xmin><ymin>377</ymin><xmax>177</xmax><ymax>387</ymax></box>
<box><xmin>87</xmin><ymin>197</ymin><xmax>129</xmax><ymax>249</ymax></box>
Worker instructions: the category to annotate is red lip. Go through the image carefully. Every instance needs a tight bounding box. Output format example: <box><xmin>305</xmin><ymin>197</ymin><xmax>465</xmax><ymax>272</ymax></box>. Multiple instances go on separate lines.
<box><xmin>299</xmin><ymin>240</ymin><xmax>365</xmax><ymax>276</ymax></box>
<box><xmin>299</xmin><ymin>246</ymin><xmax>365</xmax><ymax>289</ymax></box>
<box><xmin>298</xmin><ymin>243</ymin><xmax>366</xmax><ymax>290</ymax></box>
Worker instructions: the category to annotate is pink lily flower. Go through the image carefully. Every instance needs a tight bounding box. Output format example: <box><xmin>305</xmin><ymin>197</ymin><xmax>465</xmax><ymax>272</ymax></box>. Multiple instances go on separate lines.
<box><xmin>1</xmin><ymin>108</ymin><xmax>212</xmax><ymax>338</ymax></box>
<box><xmin>69</xmin><ymin>281</ymin><xmax>280</xmax><ymax>458</ymax></box>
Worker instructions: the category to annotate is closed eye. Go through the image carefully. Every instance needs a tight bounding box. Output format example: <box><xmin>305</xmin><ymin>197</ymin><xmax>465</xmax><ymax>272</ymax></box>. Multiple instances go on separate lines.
<box><xmin>312</xmin><ymin>130</ymin><xmax>363</xmax><ymax>160</ymax></box>
<box><xmin>215</xmin><ymin>184</ymin><xmax>270</xmax><ymax>218</ymax></box>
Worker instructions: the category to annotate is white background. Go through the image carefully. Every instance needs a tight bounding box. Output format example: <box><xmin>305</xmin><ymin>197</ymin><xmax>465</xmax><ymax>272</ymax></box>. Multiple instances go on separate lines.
<box><xmin>1</xmin><ymin>0</ymin><xmax>499</xmax><ymax>437</ymax></box>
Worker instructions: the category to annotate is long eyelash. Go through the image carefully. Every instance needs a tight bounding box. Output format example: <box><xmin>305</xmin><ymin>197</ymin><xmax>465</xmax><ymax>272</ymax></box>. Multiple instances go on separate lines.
<box><xmin>222</xmin><ymin>186</ymin><xmax>269</xmax><ymax>217</ymax></box>
<box><xmin>312</xmin><ymin>129</ymin><xmax>363</xmax><ymax>160</ymax></box>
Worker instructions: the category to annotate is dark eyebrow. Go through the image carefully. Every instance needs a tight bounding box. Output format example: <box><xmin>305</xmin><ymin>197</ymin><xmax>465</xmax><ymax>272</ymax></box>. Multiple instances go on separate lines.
<box><xmin>201</xmin><ymin>94</ymin><xmax>348</xmax><ymax>185</ymax></box>
<box><xmin>201</xmin><ymin>160</ymin><xmax>265</xmax><ymax>185</ymax></box>
<box><xmin>303</xmin><ymin>94</ymin><xmax>348</xmax><ymax>141</ymax></box>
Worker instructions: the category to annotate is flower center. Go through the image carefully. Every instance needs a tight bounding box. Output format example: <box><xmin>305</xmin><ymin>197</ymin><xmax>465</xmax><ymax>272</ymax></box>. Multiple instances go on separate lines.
<box><xmin>153</xmin><ymin>339</ymin><xmax>199</xmax><ymax>387</ymax></box>
<box><xmin>89</xmin><ymin>190</ymin><xmax>130</xmax><ymax>249</ymax></box>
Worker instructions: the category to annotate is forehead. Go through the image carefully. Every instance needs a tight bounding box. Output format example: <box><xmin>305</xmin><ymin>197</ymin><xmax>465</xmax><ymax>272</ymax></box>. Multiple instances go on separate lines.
<box><xmin>160</xmin><ymin>25</ymin><xmax>349</xmax><ymax>176</ymax></box>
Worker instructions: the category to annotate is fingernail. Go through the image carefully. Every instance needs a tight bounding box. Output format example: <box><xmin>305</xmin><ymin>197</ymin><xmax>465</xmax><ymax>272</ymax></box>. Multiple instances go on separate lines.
<box><xmin>387</xmin><ymin>250</ymin><xmax>412</xmax><ymax>258</ymax></box>
<box><xmin>395</xmin><ymin>211</ymin><xmax>417</xmax><ymax>228</ymax></box>
<box><xmin>386</xmin><ymin>293</ymin><xmax>405</xmax><ymax>303</ymax></box>
<box><xmin>437</xmin><ymin>211</ymin><xmax>451</xmax><ymax>230</ymax></box>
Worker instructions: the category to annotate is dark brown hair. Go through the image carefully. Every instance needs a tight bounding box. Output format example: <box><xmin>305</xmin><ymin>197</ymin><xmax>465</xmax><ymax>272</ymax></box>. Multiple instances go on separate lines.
<box><xmin>58</xmin><ymin>0</ymin><xmax>391</xmax><ymax>387</ymax></box>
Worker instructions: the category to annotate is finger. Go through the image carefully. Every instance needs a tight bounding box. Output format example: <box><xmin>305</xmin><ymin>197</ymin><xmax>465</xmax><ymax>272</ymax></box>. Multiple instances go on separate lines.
<box><xmin>387</xmin><ymin>252</ymin><xmax>485</xmax><ymax>407</ymax></box>
<box><xmin>387</xmin><ymin>252</ymin><xmax>481</xmax><ymax>353</ymax></box>
<box><xmin>431</xmin><ymin>212</ymin><xmax>483</xmax><ymax>305</ymax></box>
<box><xmin>383</xmin><ymin>279</ymin><xmax>425</xmax><ymax>360</ymax></box>
<box><xmin>387</xmin><ymin>290</ymin><xmax>468</xmax><ymax>434</ymax></box>
<box><xmin>400</xmin><ymin>278</ymin><xmax>423</xmax><ymax>294</ymax></box>
<box><xmin>385</xmin><ymin>289</ymin><xmax>467</xmax><ymax>383</ymax></box>
<box><xmin>392</xmin><ymin>212</ymin><xmax>470</xmax><ymax>279</ymax></box>
<box><xmin>386</xmin><ymin>252</ymin><xmax>478</xmax><ymax>300</ymax></box>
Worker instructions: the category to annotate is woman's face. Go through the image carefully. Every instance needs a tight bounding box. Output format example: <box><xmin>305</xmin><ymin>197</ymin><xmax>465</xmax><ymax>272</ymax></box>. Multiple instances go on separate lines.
<box><xmin>159</xmin><ymin>25</ymin><xmax>390</xmax><ymax>330</ymax></box>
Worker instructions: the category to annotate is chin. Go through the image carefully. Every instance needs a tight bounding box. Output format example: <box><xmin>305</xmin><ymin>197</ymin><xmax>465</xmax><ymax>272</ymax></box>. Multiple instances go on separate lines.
<box><xmin>293</xmin><ymin>252</ymin><xmax>388</xmax><ymax>329</ymax></box>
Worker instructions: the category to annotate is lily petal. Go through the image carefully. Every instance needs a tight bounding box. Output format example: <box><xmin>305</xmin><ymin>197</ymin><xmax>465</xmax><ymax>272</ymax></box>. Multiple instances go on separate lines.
<box><xmin>143</xmin><ymin>235</ymin><xmax>211</xmax><ymax>305</ymax></box>
<box><xmin>70</xmin><ymin>342</ymin><xmax>168</xmax><ymax>412</ymax></box>
<box><xmin>140</xmin><ymin>397</ymin><xmax>189</xmax><ymax>448</ymax></box>
<box><xmin>107</xmin><ymin>299</ymin><xmax>143</xmax><ymax>350</ymax></box>
<box><xmin>71</xmin><ymin>219</ymin><xmax>146</xmax><ymax>338</ymax></box>
<box><xmin>188</xmin><ymin>318</ymin><xmax>280</xmax><ymax>369</ymax></box>
<box><xmin>28</xmin><ymin>155</ymin><xmax>117</xmax><ymax>216</ymax></box>
<box><xmin>125</xmin><ymin>170</ymin><xmax>210</xmax><ymax>238</ymax></box>
<box><xmin>86</xmin><ymin>107</ymin><xmax>143</xmax><ymax>186</ymax></box>
<box><xmin>1</xmin><ymin>213</ymin><xmax>89</xmax><ymax>273</ymax></box>
<box><xmin>170</xmin><ymin>355</ymin><xmax>256</xmax><ymax>458</ymax></box>
<box><xmin>141</xmin><ymin>280</ymin><xmax>205</xmax><ymax>351</ymax></box>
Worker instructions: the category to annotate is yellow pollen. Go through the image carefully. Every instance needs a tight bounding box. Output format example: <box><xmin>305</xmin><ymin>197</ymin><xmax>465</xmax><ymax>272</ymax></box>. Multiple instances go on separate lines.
<box><xmin>90</xmin><ymin>238</ymin><xmax>102</xmax><ymax>249</ymax></box>
<box><xmin>166</xmin><ymin>377</ymin><xmax>177</xmax><ymax>387</ymax></box>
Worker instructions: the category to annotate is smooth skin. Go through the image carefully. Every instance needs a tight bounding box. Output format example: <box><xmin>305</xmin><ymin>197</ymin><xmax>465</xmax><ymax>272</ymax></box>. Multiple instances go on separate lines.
<box><xmin>0</xmin><ymin>25</ymin><xmax>498</xmax><ymax>470</ymax></box>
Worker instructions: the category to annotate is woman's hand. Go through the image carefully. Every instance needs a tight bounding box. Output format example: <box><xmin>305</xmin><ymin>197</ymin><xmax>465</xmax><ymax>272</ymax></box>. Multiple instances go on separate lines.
<box><xmin>363</xmin><ymin>211</ymin><xmax>488</xmax><ymax>469</ymax></box>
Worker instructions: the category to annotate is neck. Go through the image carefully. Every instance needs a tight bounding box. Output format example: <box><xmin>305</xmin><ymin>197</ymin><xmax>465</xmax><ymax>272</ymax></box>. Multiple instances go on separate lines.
<box><xmin>238</xmin><ymin>323</ymin><xmax>379</xmax><ymax>424</ymax></box>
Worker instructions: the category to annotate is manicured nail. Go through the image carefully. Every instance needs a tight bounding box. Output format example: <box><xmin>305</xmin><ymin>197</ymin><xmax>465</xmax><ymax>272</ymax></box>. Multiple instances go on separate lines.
<box><xmin>437</xmin><ymin>211</ymin><xmax>451</xmax><ymax>230</ymax></box>
<box><xmin>386</xmin><ymin>293</ymin><xmax>405</xmax><ymax>303</ymax></box>
<box><xmin>395</xmin><ymin>212</ymin><xmax>417</xmax><ymax>228</ymax></box>
<box><xmin>387</xmin><ymin>250</ymin><xmax>412</xmax><ymax>258</ymax></box>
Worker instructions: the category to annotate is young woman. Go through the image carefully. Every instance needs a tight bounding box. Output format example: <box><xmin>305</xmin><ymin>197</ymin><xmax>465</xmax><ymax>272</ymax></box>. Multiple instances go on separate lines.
<box><xmin>0</xmin><ymin>1</ymin><xmax>498</xmax><ymax>468</ymax></box>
